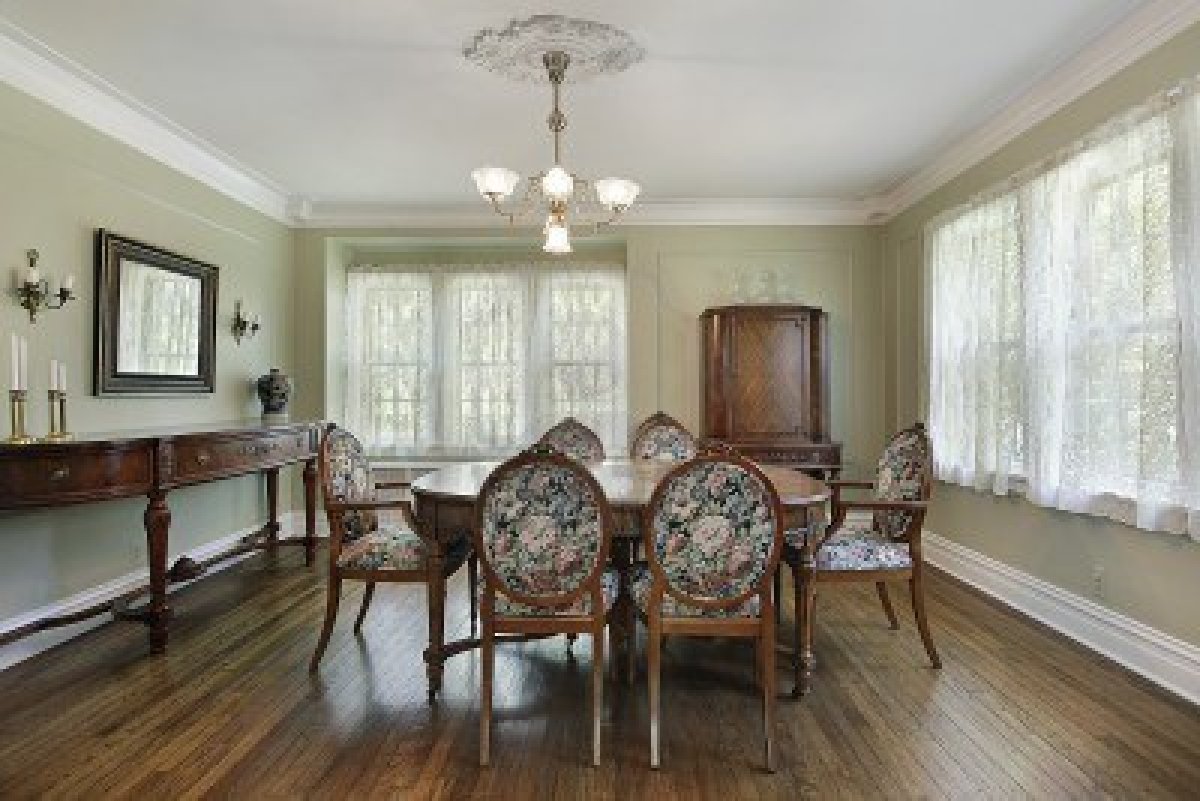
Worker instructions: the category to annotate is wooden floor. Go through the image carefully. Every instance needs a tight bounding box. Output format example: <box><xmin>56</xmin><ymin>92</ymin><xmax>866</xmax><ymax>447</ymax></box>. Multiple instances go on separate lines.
<box><xmin>1</xmin><ymin>550</ymin><xmax>1198</xmax><ymax>800</ymax></box>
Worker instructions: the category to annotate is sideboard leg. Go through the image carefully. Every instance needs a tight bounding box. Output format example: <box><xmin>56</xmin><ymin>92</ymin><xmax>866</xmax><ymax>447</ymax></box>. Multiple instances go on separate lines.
<box><xmin>143</xmin><ymin>491</ymin><xmax>172</xmax><ymax>653</ymax></box>
<box><xmin>424</xmin><ymin>547</ymin><xmax>447</xmax><ymax>701</ymax></box>
<box><xmin>264</xmin><ymin>467</ymin><xmax>280</xmax><ymax>559</ymax></box>
<box><xmin>303</xmin><ymin>458</ymin><xmax>317</xmax><ymax>567</ymax></box>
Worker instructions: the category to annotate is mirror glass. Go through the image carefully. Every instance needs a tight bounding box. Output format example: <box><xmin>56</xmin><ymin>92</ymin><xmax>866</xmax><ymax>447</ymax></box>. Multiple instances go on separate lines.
<box><xmin>116</xmin><ymin>260</ymin><xmax>202</xmax><ymax>375</ymax></box>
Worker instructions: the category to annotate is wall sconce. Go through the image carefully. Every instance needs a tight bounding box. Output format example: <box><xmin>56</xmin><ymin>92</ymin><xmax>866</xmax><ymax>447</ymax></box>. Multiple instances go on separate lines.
<box><xmin>232</xmin><ymin>300</ymin><xmax>260</xmax><ymax>345</ymax></box>
<box><xmin>16</xmin><ymin>250</ymin><xmax>75</xmax><ymax>323</ymax></box>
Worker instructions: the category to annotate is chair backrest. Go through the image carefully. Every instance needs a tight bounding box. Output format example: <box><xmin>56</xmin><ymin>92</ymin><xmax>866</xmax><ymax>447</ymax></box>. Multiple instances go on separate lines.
<box><xmin>644</xmin><ymin>454</ymin><xmax>783</xmax><ymax>611</ymax></box>
<box><xmin>872</xmin><ymin>422</ymin><xmax>932</xmax><ymax>539</ymax></box>
<box><xmin>319</xmin><ymin>424</ymin><xmax>377</xmax><ymax>541</ymax></box>
<box><xmin>631</xmin><ymin>411</ymin><xmax>698</xmax><ymax>462</ymax></box>
<box><xmin>538</xmin><ymin>416</ymin><xmax>605</xmax><ymax>462</ymax></box>
<box><xmin>475</xmin><ymin>446</ymin><xmax>614</xmax><ymax>609</ymax></box>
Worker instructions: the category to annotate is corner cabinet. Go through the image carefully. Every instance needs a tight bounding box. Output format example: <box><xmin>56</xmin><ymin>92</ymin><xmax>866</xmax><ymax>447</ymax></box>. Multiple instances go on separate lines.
<box><xmin>700</xmin><ymin>305</ymin><xmax>842</xmax><ymax>474</ymax></box>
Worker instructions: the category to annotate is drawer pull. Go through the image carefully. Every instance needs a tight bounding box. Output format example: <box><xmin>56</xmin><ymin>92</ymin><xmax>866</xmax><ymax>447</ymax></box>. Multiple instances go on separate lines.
<box><xmin>195</xmin><ymin>451</ymin><xmax>210</xmax><ymax>465</ymax></box>
<box><xmin>49</xmin><ymin>466</ymin><xmax>69</xmax><ymax>481</ymax></box>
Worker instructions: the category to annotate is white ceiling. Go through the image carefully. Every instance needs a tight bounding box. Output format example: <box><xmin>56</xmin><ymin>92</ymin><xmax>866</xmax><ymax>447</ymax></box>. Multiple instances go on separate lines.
<box><xmin>0</xmin><ymin>0</ymin><xmax>1169</xmax><ymax>213</ymax></box>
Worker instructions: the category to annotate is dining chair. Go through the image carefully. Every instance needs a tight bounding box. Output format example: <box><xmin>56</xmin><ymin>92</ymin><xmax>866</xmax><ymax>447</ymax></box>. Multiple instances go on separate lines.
<box><xmin>538</xmin><ymin>416</ymin><xmax>605</xmax><ymax>462</ymax></box>
<box><xmin>634</xmin><ymin>452</ymin><xmax>784</xmax><ymax>771</ymax></box>
<box><xmin>474</xmin><ymin>445</ymin><xmax>618</xmax><ymax>767</ymax></box>
<box><xmin>630</xmin><ymin>411</ymin><xmax>698</xmax><ymax>461</ymax></box>
<box><xmin>309</xmin><ymin>424</ymin><xmax>476</xmax><ymax>679</ymax></box>
<box><xmin>782</xmin><ymin>421</ymin><xmax>940</xmax><ymax>696</ymax></box>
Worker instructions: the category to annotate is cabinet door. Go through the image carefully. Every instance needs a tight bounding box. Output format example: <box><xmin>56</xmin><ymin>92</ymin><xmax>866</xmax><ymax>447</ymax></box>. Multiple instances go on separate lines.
<box><xmin>729</xmin><ymin>311</ymin><xmax>811</xmax><ymax>440</ymax></box>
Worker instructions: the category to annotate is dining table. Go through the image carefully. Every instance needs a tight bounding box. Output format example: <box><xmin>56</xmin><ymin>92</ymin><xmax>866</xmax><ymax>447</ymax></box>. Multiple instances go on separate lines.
<box><xmin>410</xmin><ymin>458</ymin><xmax>830</xmax><ymax>698</ymax></box>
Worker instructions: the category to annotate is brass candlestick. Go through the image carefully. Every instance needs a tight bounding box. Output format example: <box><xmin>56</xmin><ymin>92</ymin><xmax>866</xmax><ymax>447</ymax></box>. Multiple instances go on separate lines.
<box><xmin>6</xmin><ymin>389</ymin><xmax>35</xmax><ymax>445</ymax></box>
<box><xmin>42</xmin><ymin>389</ymin><xmax>72</xmax><ymax>442</ymax></box>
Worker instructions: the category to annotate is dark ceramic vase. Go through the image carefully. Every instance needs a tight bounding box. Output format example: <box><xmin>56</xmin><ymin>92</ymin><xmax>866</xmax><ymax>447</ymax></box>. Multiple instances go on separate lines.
<box><xmin>255</xmin><ymin>368</ymin><xmax>291</xmax><ymax>418</ymax></box>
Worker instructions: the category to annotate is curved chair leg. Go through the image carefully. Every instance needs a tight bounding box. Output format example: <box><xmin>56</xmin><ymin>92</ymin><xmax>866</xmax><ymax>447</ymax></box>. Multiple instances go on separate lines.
<box><xmin>790</xmin><ymin>560</ymin><xmax>802</xmax><ymax>697</ymax></box>
<box><xmin>309</xmin><ymin>577</ymin><xmax>342</xmax><ymax>673</ymax></box>
<box><xmin>648</xmin><ymin>613</ymin><xmax>662</xmax><ymax>769</ymax></box>
<box><xmin>467</xmin><ymin>553</ymin><xmax>479</xmax><ymax>636</ymax></box>
<box><xmin>762</xmin><ymin>610</ymin><xmax>776</xmax><ymax>773</ymax></box>
<box><xmin>876</xmin><ymin>581</ymin><xmax>900</xmax><ymax>630</ymax></box>
<box><xmin>910</xmin><ymin>570</ymin><xmax>942</xmax><ymax>669</ymax></box>
<box><xmin>480</xmin><ymin>619</ymin><xmax>494</xmax><ymax>767</ymax></box>
<box><xmin>592</xmin><ymin>626</ymin><xmax>605</xmax><ymax>767</ymax></box>
<box><xmin>353</xmin><ymin>581</ymin><xmax>375</xmax><ymax>634</ymax></box>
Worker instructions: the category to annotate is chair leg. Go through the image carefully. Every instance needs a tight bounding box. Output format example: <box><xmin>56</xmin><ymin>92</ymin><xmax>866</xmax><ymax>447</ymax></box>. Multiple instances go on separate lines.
<box><xmin>480</xmin><ymin>619</ymin><xmax>494</xmax><ymax>767</ymax></box>
<box><xmin>762</xmin><ymin>612</ymin><xmax>776</xmax><ymax>773</ymax></box>
<box><xmin>790</xmin><ymin>561</ymin><xmax>803</xmax><ymax>697</ymax></box>
<box><xmin>468</xmin><ymin>552</ymin><xmax>478</xmax><ymax>636</ymax></box>
<box><xmin>910</xmin><ymin>570</ymin><xmax>942</xmax><ymax>669</ymax></box>
<box><xmin>567</xmin><ymin>633</ymin><xmax>578</xmax><ymax>653</ymax></box>
<box><xmin>592</xmin><ymin>626</ymin><xmax>604</xmax><ymax>767</ymax></box>
<box><xmin>648</xmin><ymin>614</ymin><xmax>662</xmax><ymax>769</ymax></box>
<box><xmin>309</xmin><ymin>576</ymin><xmax>342</xmax><ymax>673</ymax></box>
<box><xmin>353</xmin><ymin>581</ymin><xmax>375</xmax><ymax>634</ymax></box>
<box><xmin>876</xmin><ymin>581</ymin><xmax>900</xmax><ymax>630</ymax></box>
<box><xmin>796</xmin><ymin>561</ymin><xmax>817</xmax><ymax>697</ymax></box>
<box><xmin>773</xmin><ymin>567</ymin><xmax>783</xmax><ymax>628</ymax></box>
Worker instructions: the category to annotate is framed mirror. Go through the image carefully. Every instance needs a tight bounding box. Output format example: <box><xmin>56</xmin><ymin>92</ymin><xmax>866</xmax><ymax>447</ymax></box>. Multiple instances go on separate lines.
<box><xmin>94</xmin><ymin>230</ymin><xmax>218</xmax><ymax>395</ymax></box>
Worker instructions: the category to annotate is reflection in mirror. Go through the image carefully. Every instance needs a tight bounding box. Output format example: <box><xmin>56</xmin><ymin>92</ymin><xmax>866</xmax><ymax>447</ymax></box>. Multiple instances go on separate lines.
<box><xmin>116</xmin><ymin>260</ymin><xmax>202</xmax><ymax>375</ymax></box>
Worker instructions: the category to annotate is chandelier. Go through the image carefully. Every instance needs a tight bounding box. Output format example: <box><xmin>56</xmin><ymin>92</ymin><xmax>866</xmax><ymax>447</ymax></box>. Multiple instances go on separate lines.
<box><xmin>467</xmin><ymin>17</ymin><xmax>642</xmax><ymax>254</ymax></box>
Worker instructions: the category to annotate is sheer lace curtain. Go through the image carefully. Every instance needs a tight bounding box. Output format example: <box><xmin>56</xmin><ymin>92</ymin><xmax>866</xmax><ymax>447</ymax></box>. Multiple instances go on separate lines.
<box><xmin>928</xmin><ymin>78</ymin><xmax>1200</xmax><ymax>539</ymax></box>
<box><xmin>344</xmin><ymin>262</ymin><xmax>627</xmax><ymax>460</ymax></box>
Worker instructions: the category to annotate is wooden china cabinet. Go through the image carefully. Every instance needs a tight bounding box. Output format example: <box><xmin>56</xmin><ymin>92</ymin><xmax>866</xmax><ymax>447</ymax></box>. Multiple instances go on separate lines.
<box><xmin>699</xmin><ymin>305</ymin><xmax>842</xmax><ymax>476</ymax></box>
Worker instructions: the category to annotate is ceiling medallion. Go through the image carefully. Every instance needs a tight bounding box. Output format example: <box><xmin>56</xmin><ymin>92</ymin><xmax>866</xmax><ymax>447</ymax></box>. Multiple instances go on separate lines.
<box><xmin>466</xmin><ymin>16</ymin><xmax>643</xmax><ymax>254</ymax></box>
<box><xmin>463</xmin><ymin>14</ymin><xmax>644</xmax><ymax>84</ymax></box>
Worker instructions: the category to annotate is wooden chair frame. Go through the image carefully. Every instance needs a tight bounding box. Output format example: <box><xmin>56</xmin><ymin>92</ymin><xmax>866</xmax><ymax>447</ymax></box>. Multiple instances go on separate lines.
<box><xmin>309</xmin><ymin>424</ymin><xmax>475</xmax><ymax>680</ymax></box>
<box><xmin>639</xmin><ymin>453</ymin><xmax>785</xmax><ymax>772</ymax></box>
<box><xmin>473</xmin><ymin>448</ymin><xmax>617</xmax><ymax>767</ymax></box>
<box><xmin>630</xmin><ymin>411</ymin><xmax>698</xmax><ymax>460</ymax></box>
<box><xmin>784</xmin><ymin>422</ymin><xmax>940</xmax><ymax>697</ymax></box>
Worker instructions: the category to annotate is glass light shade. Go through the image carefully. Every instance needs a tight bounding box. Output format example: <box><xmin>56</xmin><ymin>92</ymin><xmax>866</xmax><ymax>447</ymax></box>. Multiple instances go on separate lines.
<box><xmin>541</xmin><ymin>165</ymin><xmax>575</xmax><ymax>201</ymax></box>
<box><xmin>595</xmin><ymin>177</ymin><xmax>641</xmax><ymax>210</ymax></box>
<box><xmin>472</xmin><ymin>166</ymin><xmax>520</xmax><ymax>198</ymax></box>
<box><xmin>543</xmin><ymin>218</ymin><xmax>572</xmax><ymax>254</ymax></box>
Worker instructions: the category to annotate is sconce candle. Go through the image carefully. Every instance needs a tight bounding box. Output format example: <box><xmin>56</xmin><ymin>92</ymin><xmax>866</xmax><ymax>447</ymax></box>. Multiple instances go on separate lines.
<box><xmin>16</xmin><ymin>250</ymin><xmax>76</xmax><ymax>323</ymax></box>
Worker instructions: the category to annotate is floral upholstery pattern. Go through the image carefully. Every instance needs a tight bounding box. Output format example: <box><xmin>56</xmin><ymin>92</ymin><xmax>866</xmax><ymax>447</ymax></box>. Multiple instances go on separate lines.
<box><xmin>783</xmin><ymin>518</ymin><xmax>874</xmax><ymax>550</ymax></box>
<box><xmin>336</xmin><ymin>523</ymin><xmax>426</xmax><ymax>571</ymax></box>
<box><xmin>479</xmin><ymin>459</ymin><xmax>607</xmax><ymax>602</ymax></box>
<box><xmin>538</xmin><ymin>417</ymin><xmax>606</xmax><ymax>462</ymax></box>
<box><xmin>817</xmin><ymin>530</ymin><xmax>913</xmax><ymax>571</ymax></box>
<box><xmin>487</xmin><ymin>569</ymin><xmax>619</xmax><ymax>617</ymax></box>
<box><xmin>649</xmin><ymin>460</ymin><xmax>778</xmax><ymax>603</ymax></box>
<box><xmin>872</xmin><ymin>425</ymin><xmax>930</xmax><ymax>539</ymax></box>
<box><xmin>322</xmin><ymin>428</ymin><xmax>378</xmax><ymax>542</ymax></box>
<box><xmin>630</xmin><ymin>566</ymin><xmax>760</xmax><ymax>618</ymax></box>
<box><xmin>632</xmin><ymin>422</ymin><xmax>698</xmax><ymax>462</ymax></box>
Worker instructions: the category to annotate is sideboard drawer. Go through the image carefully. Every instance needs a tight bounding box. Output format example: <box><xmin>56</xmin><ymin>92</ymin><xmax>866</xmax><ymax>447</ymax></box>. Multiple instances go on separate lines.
<box><xmin>0</xmin><ymin>445</ymin><xmax>153</xmax><ymax>507</ymax></box>
<box><xmin>170</xmin><ymin>431</ymin><xmax>313</xmax><ymax>484</ymax></box>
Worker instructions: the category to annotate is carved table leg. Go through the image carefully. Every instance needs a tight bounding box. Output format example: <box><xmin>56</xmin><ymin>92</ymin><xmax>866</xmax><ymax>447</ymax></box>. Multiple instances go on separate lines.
<box><xmin>143</xmin><ymin>491</ymin><xmax>172</xmax><ymax>653</ymax></box>
<box><xmin>424</xmin><ymin>544</ymin><xmax>447</xmax><ymax>701</ymax></box>
<box><xmin>796</xmin><ymin>529</ymin><xmax>818</xmax><ymax>697</ymax></box>
<box><xmin>264</xmin><ymin>467</ymin><xmax>280</xmax><ymax>559</ymax></box>
<box><xmin>303</xmin><ymin>458</ymin><xmax>317</xmax><ymax>567</ymax></box>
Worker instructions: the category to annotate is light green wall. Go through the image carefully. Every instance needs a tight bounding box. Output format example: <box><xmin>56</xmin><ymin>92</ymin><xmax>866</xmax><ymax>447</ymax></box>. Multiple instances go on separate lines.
<box><xmin>0</xmin><ymin>83</ymin><xmax>295</xmax><ymax>625</ymax></box>
<box><xmin>883</xmin><ymin>21</ymin><xmax>1200</xmax><ymax>646</ymax></box>
<box><xmin>294</xmin><ymin>225</ymin><xmax>887</xmax><ymax>467</ymax></box>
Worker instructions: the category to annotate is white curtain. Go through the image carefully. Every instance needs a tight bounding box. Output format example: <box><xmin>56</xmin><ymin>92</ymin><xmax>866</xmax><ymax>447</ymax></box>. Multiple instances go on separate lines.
<box><xmin>928</xmin><ymin>79</ymin><xmax>1200</xmax><ymax>539</ymax></box>
<box><xmin>344</xmin><ymin>262</ymin><xmax>627</xmax><ymax>460</ymax></box>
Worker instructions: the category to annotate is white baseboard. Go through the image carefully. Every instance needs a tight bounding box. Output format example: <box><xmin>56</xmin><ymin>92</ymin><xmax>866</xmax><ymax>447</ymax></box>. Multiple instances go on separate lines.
<box><xmin>924</xmin><ymin>532</ymin><xmax>1200</xmax><ymax>707</ymax></box>
<box><xmin>0</xmin><ymin>510</ymin><xmax>320</xmax><ymax>672</ymax></box>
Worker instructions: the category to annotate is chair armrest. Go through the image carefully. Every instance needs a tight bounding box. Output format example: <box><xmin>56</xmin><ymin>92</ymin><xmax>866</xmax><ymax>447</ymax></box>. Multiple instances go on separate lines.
<box><xmin>827</xmin><ymin>479</ymin><xmax>874</xmax><ymax>489</ymax></box>
<box><xmin>327</xmin><ymin>497</ymin><xmax>419</xmax><ymax>528</ymax></box>
<box><xmin>836</xmin><ymin>499</ymin><xmax>928</xmax><ymax>511</ymax></box>
<box><xmin>374</xmin><ymin>480</ymin><xmax>411</xmax><ymax>490</ymax></box>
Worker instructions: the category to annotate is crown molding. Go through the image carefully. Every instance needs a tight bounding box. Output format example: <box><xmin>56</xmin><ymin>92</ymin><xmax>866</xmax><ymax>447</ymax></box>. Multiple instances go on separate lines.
<box><xmin>878</xmin><ymin>0</ymin><xmax>1200</xmax><ymax>220</ymax></box>
<box><xmin>292</xmin><ymin>196</ymin><xmax>888</xmax><ymax>229</ymax></box>
<box><xmin>0</xmin><ymin>20</ymin><xmax>292</xmax><ymax>223</ymax></box>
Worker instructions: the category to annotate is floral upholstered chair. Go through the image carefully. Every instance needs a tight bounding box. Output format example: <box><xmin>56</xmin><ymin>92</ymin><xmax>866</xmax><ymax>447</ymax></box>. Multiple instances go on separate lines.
<box><xmin>634</xmin><ymin>453</ymin><xmax>784</xmax><ymax>771</ymax></box>
<box><xmin>538</xmin><ymin>416</ymin><xmax>606</xmax><ymax>462</ymax></box>
<box><xmin>474</xmin><ymin>445</ymin><xmax>618</xmax><ymax>767</ymax></box>
<box><xmin>782</xmin><ymin>422</ymin><xmax>939</xmax><ymax>696</ymax></box>
<box><xmin>310</xmin><ymin>425</ymin><xmax>475</xmax><ymax>681</ymax></box>
<box><xmin>630</xmin><ymin>411</ymin><xmax>698</xmax><ymax>462</ymax></box>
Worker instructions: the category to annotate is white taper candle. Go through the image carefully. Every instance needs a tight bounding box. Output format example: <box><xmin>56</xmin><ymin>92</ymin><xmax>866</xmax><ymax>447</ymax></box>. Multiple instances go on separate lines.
<box><xmin>50</xmin><ymin>359</ymin><xmax>58</xmax><ymax>391</ymax></box>
<box><xmin>9</xmin><ymin>333</ymin><xmax>17</xmax><ymax>391</ymax></box>
<box><xmin>58</xmin><ymin>362</ymin><xmax>66</xmax><ymax>393</ymax></box>
<box><xmin>18</xmin><ymin>337</ymin><xmax>28</xmax><ymax>391</ymax></box>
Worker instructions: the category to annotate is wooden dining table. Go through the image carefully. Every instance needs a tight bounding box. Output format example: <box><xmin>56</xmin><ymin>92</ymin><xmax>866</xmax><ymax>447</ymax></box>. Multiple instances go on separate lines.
<box><xmin>411</xmin><ymin>458</ymin><xmax>830</xmax><ymax>698</ymax></box>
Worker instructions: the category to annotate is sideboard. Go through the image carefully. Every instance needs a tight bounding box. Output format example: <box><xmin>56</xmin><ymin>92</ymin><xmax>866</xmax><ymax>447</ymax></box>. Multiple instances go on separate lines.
<box><xmin>0</xmin><ymin>420</ymin><xmax>321</xmax><ymax>653</ymax></box>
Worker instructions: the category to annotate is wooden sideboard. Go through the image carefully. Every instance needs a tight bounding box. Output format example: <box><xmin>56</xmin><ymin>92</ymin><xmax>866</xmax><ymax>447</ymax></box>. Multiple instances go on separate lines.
<box><xmin>0</xmin><ymin>420</ymin><xmax>321</xmax><ymax>653</ymax></box>
<box><xmin>700</xmin><ymin>305</ymin><xmax>842</xmax><ymax>475</ymax></box>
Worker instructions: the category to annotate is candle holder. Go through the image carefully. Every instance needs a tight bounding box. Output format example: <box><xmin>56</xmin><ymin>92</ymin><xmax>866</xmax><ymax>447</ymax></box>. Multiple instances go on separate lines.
<box><xmin>16</xmin><ymin>250</ymin><xmax>75</xmax><ymax>323</ymax></box>
<box><xmin>6</xmin><ymin>389</ymin><xmax>35</xmax><ymax>445</ymax></box>
<box><xmin>42</xmin><ymin>389</ymin><xmax>72</xmax><ymax>442</ymax></box>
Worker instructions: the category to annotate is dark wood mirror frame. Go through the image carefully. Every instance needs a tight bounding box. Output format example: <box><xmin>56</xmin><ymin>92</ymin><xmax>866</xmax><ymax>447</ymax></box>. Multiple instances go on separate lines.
<box><xmin>94</xmin><ymin>230</ymin><xmax>219</xmax><ymax>396</ymax></box>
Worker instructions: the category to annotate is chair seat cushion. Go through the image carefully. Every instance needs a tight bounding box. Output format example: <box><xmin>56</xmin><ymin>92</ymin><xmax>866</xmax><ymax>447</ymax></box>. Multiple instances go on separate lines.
<box><xmin>337</xmin><ymin>524</ymin><xmax>426</xmax><ymax>572</ymax></box>
<box><xmin>487</xmin><ymin>568</ymin><xmax>619</xmax><ymax>618</ymax></box>
<box><xmin>630</xmin><ymin>566</ymin><xmax>761</xmax><ymax>618</ymax></box>
<box><xmin>784</xmin><ymin>520</ymin><xmax>913</xmax><ymax>572</ymax></box>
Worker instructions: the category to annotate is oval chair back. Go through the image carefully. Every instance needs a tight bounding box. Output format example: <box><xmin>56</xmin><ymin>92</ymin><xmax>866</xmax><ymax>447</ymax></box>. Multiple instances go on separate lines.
<box><xmin>631</xmin><ymin>411</ymin><xmax>698</xmax><ymax>461</ymax></box>
<box><xmin>872</xmin><ymin>422</ymin><xmax>933</xmax><ymax>540</ymax></box>
<box><xmin>538</xmin><ymin>416</ymin><xmax>606</xmax><ymax>462</ymax></box>
<box><xmin>474</xmin><ymin>446</ymin><xmax>615</xmax><ymax>612</ymax></box>
<box><xmin>643</xmin><ymin>453</ymin><xmax>783</xmax><ymax>613</ymax></box>
<box><xmin>319</xmin><ymin>424</ymin><xmax>377</xmax><ymax>541</ymax></box>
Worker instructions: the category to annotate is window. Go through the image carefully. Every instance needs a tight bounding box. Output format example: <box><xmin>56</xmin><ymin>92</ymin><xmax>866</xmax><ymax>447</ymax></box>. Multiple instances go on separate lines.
<box><xmin>928</xmin><ymin>85</ymin><xmax>1200</xmax><ymax>539</ymax></box>
<box><xmin>344</xmin><ymin>262</ymin><xmax>627</xmax><ymax>459</ymax></box>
